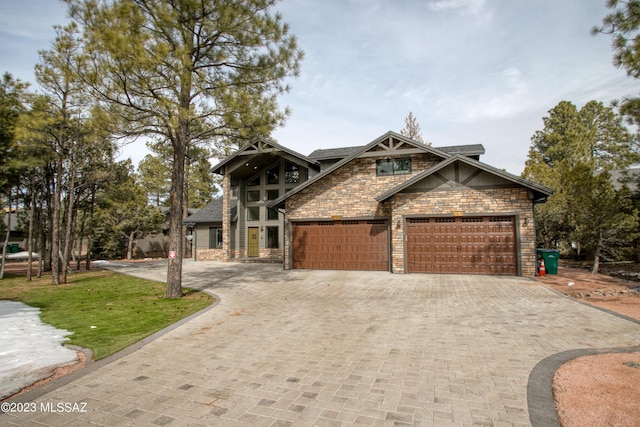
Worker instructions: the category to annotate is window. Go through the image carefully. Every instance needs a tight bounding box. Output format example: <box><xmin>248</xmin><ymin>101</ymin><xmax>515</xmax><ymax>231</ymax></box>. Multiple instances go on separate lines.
<box><xmin>266</xmin><ymin>189</ymin><xmax>279</xmax><ymax>200</ymax></box>
<box><xmin>376</xmin><ymin>158</ymin><xmax>411</xmax><ymax>176</ymax></box>
<box><xmin>247</xmin><ymin>207</ymin><xmax>260</xmax><ymax>221</ymax></box>
<box><xmin>209</xmin><ymin>228</ymin><xmax>223</xmax><ymax>249</ymax></box>
<box><xmin>285</xmin><ymin>161</ymin><xmax>300</xmax><ymax>183</ymax></box>
<box><xmin>267</xmin><ymin>207</ymin><xmax>279</xmax><ymax>220</ymax></box>
<box><xmin>247</xmin><ymin>190</ymin><xmax>260</xmax><ymax>202</ymax></box>
<box><xmin>267</xmin><ymin>165</ymin><xmax>279</xmax><ymax>185</ymax></box>
<box><xmin>247</xmin><ymin>174</ymin><xmax>260</xmax><ymax>186</ymax></box>
<box><xmin>266</xmin><ymin>226</ymin><xmax>279</xmax><ymax>248</ymax></box>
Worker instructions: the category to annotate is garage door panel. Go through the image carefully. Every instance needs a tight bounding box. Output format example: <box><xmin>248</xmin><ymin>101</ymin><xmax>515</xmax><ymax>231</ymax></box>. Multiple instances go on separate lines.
<box><xmin>292</xmin><ymin>220</ymin><xmax>389</xmax><ymax>271</ymax></box>
<box><xmin>407</xmin><ymin>216</ymin><xmax>516</xmax><ymax>275</ymax></box>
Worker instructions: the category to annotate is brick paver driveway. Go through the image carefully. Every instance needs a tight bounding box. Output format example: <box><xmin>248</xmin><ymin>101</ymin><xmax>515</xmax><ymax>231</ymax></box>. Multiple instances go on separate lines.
<box><xmin>4</xmin><ymin>260</ymin><xmax>640</xmax><ymax>426</ymax></box>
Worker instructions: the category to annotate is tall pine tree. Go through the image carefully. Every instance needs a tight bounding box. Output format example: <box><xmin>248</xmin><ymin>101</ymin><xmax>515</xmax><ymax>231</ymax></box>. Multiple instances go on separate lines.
<box><xmin>67</xmin><ymin>0</ymin><xmax>303</xmax><ymax>297</ymax></box>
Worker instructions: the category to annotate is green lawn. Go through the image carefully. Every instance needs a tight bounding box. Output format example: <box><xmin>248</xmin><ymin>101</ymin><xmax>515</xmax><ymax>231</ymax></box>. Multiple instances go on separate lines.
<box><xmin>0</xmin><ymin>270</ymin><xmax>214</xmax><ymax>360</ymax></box>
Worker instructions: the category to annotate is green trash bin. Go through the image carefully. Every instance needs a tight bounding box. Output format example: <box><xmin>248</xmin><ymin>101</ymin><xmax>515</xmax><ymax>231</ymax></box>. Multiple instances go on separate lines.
<box><xmin>536</xmin><ymin>249</ymin><xmax>559</xmax><ymax>275</ymax></box>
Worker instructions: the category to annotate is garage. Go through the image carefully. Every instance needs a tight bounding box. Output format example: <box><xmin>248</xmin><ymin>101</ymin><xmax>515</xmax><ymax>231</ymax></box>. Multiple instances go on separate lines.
<box><xmin>406</xmin><ymin>216</ymin><xmax>517</xmax><ymax>275</ymax></box>
<box><xmin>291</xmin><ymin>220</ymin><xmax>389</xmax><ymax>271</ymax></box>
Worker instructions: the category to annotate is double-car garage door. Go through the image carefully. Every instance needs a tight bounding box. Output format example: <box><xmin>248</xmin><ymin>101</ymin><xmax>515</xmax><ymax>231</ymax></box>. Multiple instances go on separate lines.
<box><xmin>406</xmin><ymin>216</ymin><xmax>516</xmax><ymax>275</ymax></box>
<box><xmin>291</xmin><ymin>216</ymin><xmax>517</xmax><ymax>275</ymax></box>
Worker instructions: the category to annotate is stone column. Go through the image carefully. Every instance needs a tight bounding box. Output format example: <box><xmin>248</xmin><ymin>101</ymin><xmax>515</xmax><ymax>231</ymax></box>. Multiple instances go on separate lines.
<box><xmin>222</xmin><ymin>169</ymin><xmax>231</xmax><ymax>261</ymax></box>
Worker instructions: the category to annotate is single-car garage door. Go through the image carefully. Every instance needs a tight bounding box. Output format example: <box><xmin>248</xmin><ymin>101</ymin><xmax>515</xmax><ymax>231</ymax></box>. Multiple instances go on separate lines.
<box><xmin>406</xmin><ymin>216</ymin><xmax>516</xmax><ymax>275</ymax></box>
<box><xmin>292</xmin><ymin>220</ymin><xmax>389</xmax><ymax>271</ymax></box>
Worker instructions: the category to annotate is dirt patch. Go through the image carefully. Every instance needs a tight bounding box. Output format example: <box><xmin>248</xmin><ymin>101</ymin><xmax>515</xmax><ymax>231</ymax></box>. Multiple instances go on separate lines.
<box><xmin>553</xmin><ymin>351</ymin><xmax>640</xmax><ymax>427</ymax></box>
<box><xmin>535</xmin><ymin>266</ymin><xmax>640</xmax><ymax>426</ymax></box>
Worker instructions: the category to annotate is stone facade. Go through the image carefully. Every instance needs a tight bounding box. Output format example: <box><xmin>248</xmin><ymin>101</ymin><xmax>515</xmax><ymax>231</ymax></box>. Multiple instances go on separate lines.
<box><xmin>389</xmin><ymin>188</ymin><xmax>536</xmax><ymax>276</ymax></box>
<box><xmin>282</xmin><ymin>153</ymin><xmax>541</xmax><ymax>277</ymax></box>
<box><xmin>286</xmin><ymin>154</ymin><xmax>441</xmax><ymax>219</ymax></box>
<box><xmin>201</xmin><ymin>132</ymin><xmax>550</xmax><ymax>276</ymax></box>
<box><xmin>196</xmin><ymin>248</ymin><xmax>226</xmax><ymax>261</ymax></box>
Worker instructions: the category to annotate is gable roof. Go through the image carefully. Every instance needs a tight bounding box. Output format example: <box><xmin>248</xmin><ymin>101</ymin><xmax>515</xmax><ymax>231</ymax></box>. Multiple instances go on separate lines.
<box><xmin>308</xmin><ymin>145</ymin><xmax>363</xmax><ymax>160</ymax></box>
<box><xmin>183</xmin><ymin>197</ymin><xmax>238</xmax><ymax>224</ymax></box>
<box><xmin>308</xmin><ymin>143</ymin><xmax>485</xmax><ymax>161</ymax></box>
<box><xmin>211</xmin><ymin>138</ymin><xmax>319</xmax><ymax>176</ymax></box>
<box><xmin>376</xmin><ymin>154</ymin><xmax>554</xmax><ymax>203</ymax></box>
<box><xmin>269</xmin><ymin>131</ymin><xmax>451</xmax><ymax>207</ymax></box>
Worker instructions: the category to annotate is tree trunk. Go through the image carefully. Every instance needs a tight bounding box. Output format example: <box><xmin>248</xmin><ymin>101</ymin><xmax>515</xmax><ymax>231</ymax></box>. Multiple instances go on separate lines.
<box><xmin>0</xmin><ymin>191</ymin><xmax>12</xmax><ymax>280</ymax></box>
<box><xmin>27</xmin><ymin>180</ymin><xmax>36</xmax><ymax>281</ymax></box>
<box><xmin>85</xmin><ymin>186</ymin><xmax>95</xmax><ymax>271</ymax></box>
<box><xmin>61</xmin><ymin>162</ymin><xmax>76</xmax><ymax>284</ymax></box>
<box><xmin>592</xmin><ymin>232</ymin><xmax>602</xmax><ymax>274</ymax></box>
<box><xmin>43</xmin><ymin>167</ymin><xmax>53</xmax><ymax>273</ymax></box>
<box><xmin>166</xmin><ymin>137</ymin><xmax>185</xmax><ymax>299</ymax></box>
<box><xmin>76</xmin><ymin>205</ymin><xmax>86</xmax><ymax>271</ymax></box>
<box><xmin>37</xmin><ymin>204</ymin><xmax>44</xmax><ymax>278</ymax></box>
<box><xmin>51</xmin><ymin>156</ymin><xmax>63</xmax><ymax>285</ymax></box>
<box><xmin>127</xmin><ymin>230</ymin><xmax>135</xmax><ymax>260</ymax></box>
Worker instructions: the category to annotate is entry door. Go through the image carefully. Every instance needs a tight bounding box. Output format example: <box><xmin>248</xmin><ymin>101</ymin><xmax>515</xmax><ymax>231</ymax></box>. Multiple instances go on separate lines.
<box><xmin>248</xmin><ymin>227</ymin><xmax>260</xmax><ymax>257</ymax></box>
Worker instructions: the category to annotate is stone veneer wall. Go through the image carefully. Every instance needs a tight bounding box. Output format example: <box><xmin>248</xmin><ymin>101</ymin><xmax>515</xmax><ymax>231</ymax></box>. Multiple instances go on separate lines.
<box><xmin>196</xmin><ymin>249</ymin><xmax>226</xmax><ymax>261</ymax></box>
<box><xmin>286</xmin><ymin>155</ymin><xmax>441</xmax><ymax>219</ymax></box>
<box><xmin>283</xmin><ymin>151</ymin><xmax>537</xmax><ymax>276</ymax></box>
<box><xmin>390</xmin><ymin>187</ymin><xmax>536</xmax><ymax>276</ymax></box>
<box><xmin>283</xmin><ymin>154</ymin><xmax>441</xmax><ymax>268</ymax></box>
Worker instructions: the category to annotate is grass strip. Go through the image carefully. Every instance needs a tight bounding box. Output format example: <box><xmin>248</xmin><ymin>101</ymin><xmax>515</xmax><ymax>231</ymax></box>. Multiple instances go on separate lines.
<box><xmin>0</xmin><ymin>270</ymin><xmax>214</xmax><ymax>360</ymax></box>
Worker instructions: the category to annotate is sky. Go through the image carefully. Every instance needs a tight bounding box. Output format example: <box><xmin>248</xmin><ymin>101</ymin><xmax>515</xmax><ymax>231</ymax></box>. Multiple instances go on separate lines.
<box><xmin>1</xmin><ymin>0</ymin><xmax>638</xmax><ymax>175</ymax></box>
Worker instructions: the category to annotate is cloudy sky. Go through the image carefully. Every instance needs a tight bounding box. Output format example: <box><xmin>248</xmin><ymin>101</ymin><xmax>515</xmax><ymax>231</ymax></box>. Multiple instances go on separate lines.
<box><xmin>1</xmin><ymin>0</ymin><xmax>638</xmax><ymax>174</ymax></box>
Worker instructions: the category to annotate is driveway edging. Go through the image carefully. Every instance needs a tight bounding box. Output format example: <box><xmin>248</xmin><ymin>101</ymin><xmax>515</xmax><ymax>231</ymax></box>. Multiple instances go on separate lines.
<box><xmin>5</xmin><ymin>288</ymin><xmax>220</xmax><ymax>404</ymax></box>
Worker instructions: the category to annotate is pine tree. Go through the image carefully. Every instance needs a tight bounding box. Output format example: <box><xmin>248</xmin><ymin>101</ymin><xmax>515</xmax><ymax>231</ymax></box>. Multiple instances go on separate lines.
<box><xmin>522</xmin><ymin>100</ymin><xmax>638</xmax><ymax>272</ymax></box>
<box><xmin>66</xmin><ymin>0</ymin><xmax>303</xmax><ymax>298</ymax></box>
<box><xmin>400</xmin><ymin>111</ymin><xmax>428</xmax><ymax>144</ymax></box>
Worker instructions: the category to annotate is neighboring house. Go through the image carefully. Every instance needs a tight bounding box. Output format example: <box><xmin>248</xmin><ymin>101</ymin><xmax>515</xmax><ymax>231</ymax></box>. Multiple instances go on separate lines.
<box><xmin>187</xmin><ymin>131</ymin><xmax>553</xmax><ymax>276</ymax></box>
<box><xmin>183</xmin><ymin>197</ymin><xmax>236</xmax><ymax>261</ymax></box>
<box><xmin>2</xmin><ymin>207</ymin><xmax>24</xmax><ymax>252</ymax></box>
<box><xmin>135</xmin><ymin>206</ymin><xmax>199</xmax><ymax>258</ymax></box>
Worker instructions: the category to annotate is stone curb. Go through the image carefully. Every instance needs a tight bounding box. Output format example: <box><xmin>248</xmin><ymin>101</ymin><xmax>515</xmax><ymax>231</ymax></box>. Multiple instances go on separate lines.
<box><xmin>528</xmin><ymin>289</ymin><xmax>640</xmax><ymax>427</ymax></box>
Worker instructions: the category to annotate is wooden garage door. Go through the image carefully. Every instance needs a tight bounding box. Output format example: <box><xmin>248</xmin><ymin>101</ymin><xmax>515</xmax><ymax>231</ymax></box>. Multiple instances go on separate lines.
<box><xmin>406</xmin><ymin>216</ymin><xmax>516</xmax><ymax>275</ymax></box>
<box><xmin>292</xmin><ymin>220</ymin><xmax>389</xmax><ymax>271</ymax></box>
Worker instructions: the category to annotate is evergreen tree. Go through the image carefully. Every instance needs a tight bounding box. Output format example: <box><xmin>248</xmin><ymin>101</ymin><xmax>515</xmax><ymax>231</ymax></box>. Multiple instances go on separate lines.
<box><xmin>138</xmin><ymin>154</ymin><xmax>171</xmax><ymax>207</ymax></box>
<box><xmin>594</xmin><ymin>0</ymin><xmax>640</xmax><ymax>127</ymax></box>
<box><xmin>67</xmin><ymin>0</ymin><xmax>303</xmax><ymax>298</ymax></box>
<box><xmin>0</xmin><ymin>73</ymin><xmax>28</xmax><ymax>279</ymax></box>
<box><xmin>34</xmin><ymin>23</ymin><xmax>90</xmax><ymax>284</ymax></box>
<box><xmin>400</xmin><ymin>111</ymin><xmax>427</xmax><ymax>144</ymax></box>
<box><xmin>94</xmin><ymin>160</ymin><xmax>164</xmax><ymax>260</ymax></box>
<box><xmin>523</xmin><ymin>100</ymin><xmax>638</xmax><ymax>272</ymax></box>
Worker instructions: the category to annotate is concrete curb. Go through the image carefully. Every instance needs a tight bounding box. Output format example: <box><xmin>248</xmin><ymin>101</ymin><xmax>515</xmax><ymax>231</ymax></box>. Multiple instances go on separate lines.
<box><xmin>527</xmin><ymin>289</ymin><xmax>640</xmax><ymax>427</ymax></box>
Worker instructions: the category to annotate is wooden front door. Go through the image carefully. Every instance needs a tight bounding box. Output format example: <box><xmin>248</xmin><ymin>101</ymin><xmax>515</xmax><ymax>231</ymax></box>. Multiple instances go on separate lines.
<box><xmin>248</xmin><ymin>227</ymin><xmax>260</xmax><ymax>257</ymax></box>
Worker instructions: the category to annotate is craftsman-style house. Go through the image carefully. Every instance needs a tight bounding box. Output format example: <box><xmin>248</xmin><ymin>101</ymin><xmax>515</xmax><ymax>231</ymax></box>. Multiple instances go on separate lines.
<box><xmin>186</xmin><ymin>131</ymin><xmax>552</xmax><ymax>276</ymax></box>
